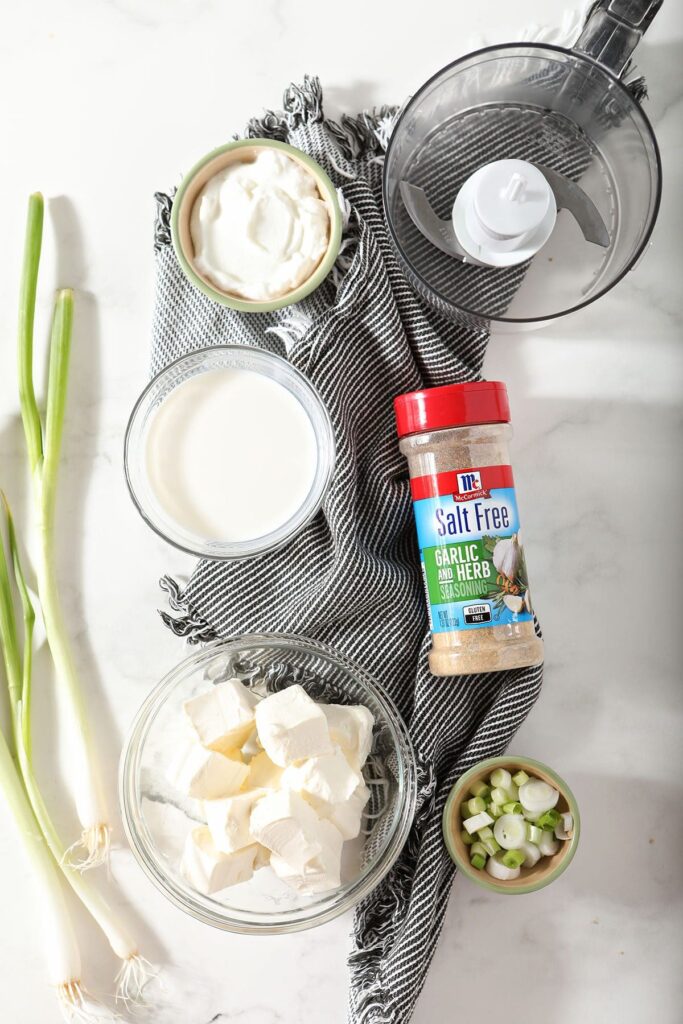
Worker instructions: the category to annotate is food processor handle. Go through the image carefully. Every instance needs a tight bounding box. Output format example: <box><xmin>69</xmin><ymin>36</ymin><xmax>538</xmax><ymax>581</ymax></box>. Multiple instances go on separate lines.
<box><xmin>573</xmin><ymin>0</ymin><xmax>664</xmax><ymax>77</ymax></box>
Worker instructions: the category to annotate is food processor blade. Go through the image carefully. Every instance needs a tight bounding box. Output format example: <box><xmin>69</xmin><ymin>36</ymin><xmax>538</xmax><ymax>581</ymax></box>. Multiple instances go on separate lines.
<box><xmin>398</xmin><ymin>181</ymin><xmax>487</xmax><ymax>266</ymax></box>
<box><xmin>535</xmin><ymin>165</ymin><xmax>609</xmax><ymax>248</ymax></box>
<box><xmin>400</xmin><ymin>163</ymin><xmax>609</xmax><ymax>269</ymax></box>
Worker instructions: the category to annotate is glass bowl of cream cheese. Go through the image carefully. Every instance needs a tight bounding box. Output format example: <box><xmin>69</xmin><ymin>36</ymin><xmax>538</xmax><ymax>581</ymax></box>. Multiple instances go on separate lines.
<box><xmin>119</xmin><ymin>635</ymin><xmax>417</xmax><ymax>934</ymax></box>
<box><xmin>171</xmin><ymin>139</ymin><xmax>342</xmax><ymax>312</ymax></box>
<box><xmin>124</xmin><ymin>345</ymin><xmax>335</xmax><ymax>559</ymax></box>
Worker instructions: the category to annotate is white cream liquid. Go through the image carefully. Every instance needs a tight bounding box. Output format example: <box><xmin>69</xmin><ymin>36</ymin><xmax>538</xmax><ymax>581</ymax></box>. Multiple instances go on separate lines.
<box><xmin>145</xmin><ymin>367</ymin><xmax>318</xmax><ymax>543</ymax></box>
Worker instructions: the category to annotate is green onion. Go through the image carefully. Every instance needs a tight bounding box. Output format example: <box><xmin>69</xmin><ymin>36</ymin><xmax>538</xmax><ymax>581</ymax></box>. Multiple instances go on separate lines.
<box><xmin>519</xmin><ymin>779</ymin><xmax>559</xmax><ymax>815</ymax></box>
<box><xmin>493</xmin><ymin>813</ymin><xmax>526</xmax><ymax>850</ymax></box>
<box><xmin>461</xmin><ymin>801</ymin><xmax>473</xmax><ymax>819</ymax></box>
<box><xmin>487</xmin><ymin>801</ymin><xmax>503</xmax><ymax>819</ymax></box>
<box><xmin>17</xmin><ymin>196</ymin><xmax>109</xmax><ymax>869</ymax></box>
<box><xmin>463</xmin><ymin>810</ymin><xmax>493</xmax><ymax>835</ymax></box>
<box><xmin>501</xmin><ymin>849</ymin><xmax>525</xmax><ymax>869</ymax></box>
<box><xmin>470</xmin><ymin>853</ymin><xmax>486</xmax><ymax>870</ymax></box>
<box><xmin>467</xmin><ymin>796</ymin><xmax>486</xmax><ymax>816</ymax></box>
<box><xmin>477</xmin><ymin>826</ymin><xmax>494</xmax><ymax>841</ymax></box>
<box><xmin>470</xmin><ymin>842</ymin><xmax>487</xmax><ymax>858</ymax></box>
<box><xmin>538</xmin><ymin>830</ymin><xmax>561</xmax><ymax>857</ymax></box>
<box><xmin>486</xmin><ymin>851</ymin><xmax>520</xmax><ymax>881</ymax></box>
<box><xmin>526</xmin><ymin>823</ymin><xmax>542</xmax><ymax>845</ymax></box>
<box><xmin>461</xmin><ymin>829</ymin><xmax>474</xmax><ymax>846</ymax></box>
<box><xmin>0</xmin><ymin>494</ymin><xmax>153</xmax><ymax>1002</ymax></box>
<box><xmin>0</xmin><ymin>727</ymin><xmax>91</xmax><ymax>1016</ymax></box>
<box><xmin>490</xmin><ymin>786</ymin><xmax>508</xmax><ymax>805</ymax></box>
<box><xmin>506</xmin><ymin>782</ymin><xmax>519</xmax><ymax>801</ymax></box>
<box><xmin>512</xmin><ymin>770</ymin><xmax>530</xmax><ymax>787</ymax></box>
<box><xmin>502</xmin><ymin>801</ymin><xmax>524</xmax><ymax>815</ymax></box>
<box><xmin>537</xmin><ymin>809</ymin><xmax>561</xmax><ymax>831</ymax></box>
<box><xmin>480</xmin><ymin>836</ymin><xmax>501</xmax><ymax>857</ymax></box>
<box><xmin>490</xmin><ymin>768</ymin><xmax>512</xmax><ymax>790</ymax></box>
<box><xmin>469</xmin><ymin>780</ymin><xmax>491</xmax><ymax>799</ymax></box>
<box><xmin>520</xmin><ymin>840</ymin><xmax>542</xmax><ymax>868</ymax></box>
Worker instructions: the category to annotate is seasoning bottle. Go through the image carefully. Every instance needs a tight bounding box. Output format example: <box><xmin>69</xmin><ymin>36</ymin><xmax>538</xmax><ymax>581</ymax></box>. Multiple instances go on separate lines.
<box><xmin>394</xmin><ymin>381</ymin><xmax>543</xmax><ymax>677</ymax></box>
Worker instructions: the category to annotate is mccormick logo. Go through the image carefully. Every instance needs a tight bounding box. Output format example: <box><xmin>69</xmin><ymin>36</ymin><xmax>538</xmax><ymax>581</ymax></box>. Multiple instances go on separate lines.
<box><xmin>456</xmin><ymin>471</ymin><xmax>482</xmax><ymax>495</ymax></box>
<box><xmin>452</xmin><ymin>470</ymin><xmax>490</xmax><ymax>503</ymax></box>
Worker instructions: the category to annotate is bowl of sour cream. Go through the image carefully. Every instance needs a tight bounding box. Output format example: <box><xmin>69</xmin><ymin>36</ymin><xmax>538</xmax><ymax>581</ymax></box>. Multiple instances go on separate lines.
<box><xmin>171</xmin><ymin>139</ymin><xmax>342</xmax><ymax>312</ymax></box>
<box><xmin>124</xmin><ymin>345</ymin><xmax>335</xmax><ymax>558</ymax></box>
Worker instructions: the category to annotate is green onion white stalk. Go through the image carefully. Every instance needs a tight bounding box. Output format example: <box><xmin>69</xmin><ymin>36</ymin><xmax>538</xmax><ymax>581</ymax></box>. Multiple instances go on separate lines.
<box><xmin>18</xmin><ymin>194</ymin><xmax>109</xmax><ymax>869</ymax></box>
<box><xmin>0</xmin><ymin>497</ymin><xmax>152</xmax><ymax>1006</ymax></box>
<box><xmin>0</xmin><ymin>729</ymin><xmax>93</xmax><ymax>1019</ymax></box>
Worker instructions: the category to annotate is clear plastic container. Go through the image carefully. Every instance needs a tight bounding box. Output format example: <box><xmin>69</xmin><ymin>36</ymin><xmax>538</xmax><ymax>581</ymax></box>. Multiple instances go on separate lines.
<box><xmin>395</xmin><ymin>381</ymin><xmax>544</xmax><ymax>677</ymax></box>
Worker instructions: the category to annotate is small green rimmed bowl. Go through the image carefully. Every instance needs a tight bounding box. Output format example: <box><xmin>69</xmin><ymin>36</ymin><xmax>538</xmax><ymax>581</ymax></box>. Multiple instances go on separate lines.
<box><xmin>443</xmin><ymin>756</ymin><xmax>580</xmax><ymax>895</ymax></box>
<box><xmin>170</xmin><ymin>138</ymin><xmax>342</xmax><ymax>313</ymax></box>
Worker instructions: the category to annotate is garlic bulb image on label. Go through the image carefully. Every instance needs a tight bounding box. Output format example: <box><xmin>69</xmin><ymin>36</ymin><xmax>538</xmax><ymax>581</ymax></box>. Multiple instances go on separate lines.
<box><xmin>492</xmin><ymin>534</ymin><xmax>521</xmax><ymax>581</ymax></box>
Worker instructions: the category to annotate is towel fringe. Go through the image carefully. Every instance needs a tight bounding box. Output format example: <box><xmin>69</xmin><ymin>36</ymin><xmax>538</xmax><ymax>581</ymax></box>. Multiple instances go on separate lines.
<box><xmin>158</xmin><ymin>576</ymin><xmax>217</xmax><ymax>644</ymax></box>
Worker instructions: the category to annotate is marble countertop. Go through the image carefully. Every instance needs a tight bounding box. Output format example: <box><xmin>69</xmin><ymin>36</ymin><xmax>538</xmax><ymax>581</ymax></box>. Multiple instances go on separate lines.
<box><xmin>0</xmin><ymin>1</ymin><xmax>681</xmax><ymax>1021</ymax></box>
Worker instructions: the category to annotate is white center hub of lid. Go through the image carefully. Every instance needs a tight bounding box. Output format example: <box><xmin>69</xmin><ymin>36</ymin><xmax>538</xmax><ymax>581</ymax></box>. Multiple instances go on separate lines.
<box><xmin>452</xmin><ymin>159</ymin><xmax>557</xmax><ymax>268</ymax></box>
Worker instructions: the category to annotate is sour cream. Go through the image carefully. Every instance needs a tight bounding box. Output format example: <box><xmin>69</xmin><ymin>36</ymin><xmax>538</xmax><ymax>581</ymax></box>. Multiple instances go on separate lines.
<box><xmin>189</xmin><ymin>149</ymin><xmax>330</xmax><ymax>301</ymax></box>
<box><xmin>144</xmin><ymin>367</ymin><xmax>318</xmax><ymax>543</ymax></box>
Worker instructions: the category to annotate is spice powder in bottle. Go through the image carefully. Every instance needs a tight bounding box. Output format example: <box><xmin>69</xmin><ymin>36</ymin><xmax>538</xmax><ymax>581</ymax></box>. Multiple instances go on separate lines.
<box><xmin>394</xmin><ymin>381</ymin><xmax>543</xmax><ymax>677</ymax></box>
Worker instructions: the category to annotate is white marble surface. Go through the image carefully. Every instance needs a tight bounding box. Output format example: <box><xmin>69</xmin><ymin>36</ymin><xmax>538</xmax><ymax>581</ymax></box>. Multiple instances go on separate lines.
<box><xmin>0</xmin><ymin>1</ymin><xmax>681</xmax><ymax>1021</ymax></box>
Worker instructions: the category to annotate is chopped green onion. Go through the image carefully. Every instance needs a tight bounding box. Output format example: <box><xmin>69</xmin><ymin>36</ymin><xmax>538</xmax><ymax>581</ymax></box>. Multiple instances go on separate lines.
<box><xmin>490</xmin><ymin>786</ymin><xmax>508</xmax><ymax>805</ymax></box>
<box><xmin>520</xmin><ymin>840</ymin><xmax>542</xmax><ymax>867</ymax></box>
<box><xmin>469</xmin><ymin>781</ymin><xmax>491</xmax><ymax>799</ymax></box>
<box><xmin>471</xmin><ymin>853</ymin><xmax>486</xmax><ymax>870</ymax></box>
<box><xmin>526</xmin><ymin>823</ymin><xmax>542</xmax><ymax>844</ymax></box>
<box><xmin>460</xmin><ymin>829</ymin><xmax>474</xmax><ymax>846</ymax></box>
<box><xmin>486</xmin><ymin>851</ymin><xmax>520</xmax><ymax>881</ymax></box>
<box><xmin>537</xmin><ymin>809</ymin><xmax>561</xmax><ymax>831</ymax></box>
<box><xmin>506</xmin><ymin>782</ymin><xmax>519</xmax><ymax>801</ymax></box>
<box><xmin>490</xmin><ymin>768</ymin><xmax>512</xmax><ymax>790</ymax></box>
<box><xmin>538</xmin><ymin>830</ymin><xmax>560</xmax><ymax>857</ymax></box>
<box><xmin>502</xmin><ymin>801</ymin><xmax>524</xmax><ymax>815</ymax></box>
<box><xmin>555</xmin><ymin>812</ymin><xmax>574</xmax><ymax>840</ymax></box>
<box><xmin>481</xmin><ymin>836</ymin><xmax>501</xmax><ymax>857</ymax></box>
<box><xmin>463</xmin><ymin>811</ymin><xmax>493</xmax><ymax>835</ymax></box>
<box><xmin>461</xmin><ymin>802</ymin><xmax>473</xmax><ymax>819</ymax></box>
<box><xmin>493</xmin><ymin>813</ymin><xmax>527</xmax><ymax>850</ymax></box>
<box><xmin>467</xmin><ymin>796</ymin><xmax>486</xmax><ymax>816</ymax></box>
<box><xmin>512</xmin><ymin>770</ymin><xmax>530</xmax><ymax>787</ymax></box>
<box><xmin>470</xmin><ymin>842</ymin><xmax>487</xmax><ymax>858</ymax></box>
<box><xmin>487</xmin><ymin>801</ymin><xmax>503</xmax><ymax>818</ymax></box>
<box><xmin>519</xmin><ymin>780</ymin><xmax>560</xmax><ymax>815</ymax></box>
<box><xmin>501</xmin><ymin>849</ymin><xmax>525</xmax><ymax>869</ymax></box>
<box><xmin>477</xmin><ymin>826</ymin><xmax>494</xmax><ymax>841</ymax></box>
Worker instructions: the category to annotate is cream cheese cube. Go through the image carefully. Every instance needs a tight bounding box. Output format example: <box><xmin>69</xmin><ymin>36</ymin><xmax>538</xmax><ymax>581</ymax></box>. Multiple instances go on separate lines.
<box><xmin>282</xmin><ymin>747</ymin><xmax>362</xmax><ymax>804</ymax></box>
<box><xmin>322</xmin><ymin>704</ymin><xmax>374</xmax><ymax>769</ymax></box>
<box><xmin>250</xmin><ymin>790</ymin><xmax>323</xmax><ymax>871</ymax></box>
<box><xmin>254</xmin><ymin>684</ymin><xmax>332</xmax><ymax>767</ymax></box>
<box><xmin>271</xmin><ymin>819</ymin><xmax>343</xmax><ymax>894</ymax></box>
<box><xmin>309</xmin><ymin>779</ymin><xmax>371</xmax><ymax>840</ymax></box>
<box><xmin>181</xmin><ymin>827</ymin><xmax>259</xmax><ymax>894</ymax></box>
<box><xmin>241</xmin><ymin>729</ymin><xmax>262</xmax><ymax>760</ymax></box>
<box><xmin>169</xmin><ymin>742</ymin><xmax>249</xmax><ymax>799</ymax></box>
<box><xmin>183</xmin><ymin>678</ymin><xmax>258</xmax><ymax>753</ymax></box>
<box><xmin>205</xmin><ymin>788</ymin><xmax>266</xmax><ymax>853</ymax></box>
<box><xmin>247</xmin><ymin>751</ymin><xmax>284</xmax><ymax>790</ymax></box>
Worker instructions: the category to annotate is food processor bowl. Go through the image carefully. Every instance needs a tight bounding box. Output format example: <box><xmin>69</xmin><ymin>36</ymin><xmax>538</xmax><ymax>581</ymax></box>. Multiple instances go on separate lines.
<box><xmin>119</xmin><ymin>635</ymin><xmax>417</xmax><ymax>934</ymax></box>
<box><xmin>384</xmin><ymin>22</ymin><xmax>662</xmax><ymax>333</ymax></box>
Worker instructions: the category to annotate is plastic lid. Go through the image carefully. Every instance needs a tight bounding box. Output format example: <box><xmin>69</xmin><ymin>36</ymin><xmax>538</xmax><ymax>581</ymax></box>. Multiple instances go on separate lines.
<box><xmin>394</xmin><ymin>381</ymin><xmax>510</xmax><ymax>437</ymax></box>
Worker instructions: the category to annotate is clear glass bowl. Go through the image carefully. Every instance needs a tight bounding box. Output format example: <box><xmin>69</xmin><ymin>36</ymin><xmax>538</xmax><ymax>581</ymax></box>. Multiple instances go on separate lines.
<box><xmin>124</xmin><ymin>346</ymin><xmax>336</xmax><ymax>559</ymax></box>
<box><xmin>119</xmin><ymin>635</ymin><xmax>417</xmax><ymax>934</ymax></box>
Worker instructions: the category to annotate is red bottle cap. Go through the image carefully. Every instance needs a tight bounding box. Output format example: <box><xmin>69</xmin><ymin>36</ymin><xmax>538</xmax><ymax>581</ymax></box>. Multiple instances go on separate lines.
<box><xmin>394</xmin><ymin>381</ymin><xmax>510</xmax><ymax>437</ymax></box>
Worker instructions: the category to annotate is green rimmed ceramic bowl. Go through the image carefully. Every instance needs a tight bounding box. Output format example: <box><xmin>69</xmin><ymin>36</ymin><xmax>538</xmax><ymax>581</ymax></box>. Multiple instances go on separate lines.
<box><xmin>170</xmin><ymin>138</ymin><xmax>342</xmax><ymax>313</ymax></box>
<box><xmin>443</xmin><ymin>755</ymin><xmax>580</xmax><ymax>895</ymax></box>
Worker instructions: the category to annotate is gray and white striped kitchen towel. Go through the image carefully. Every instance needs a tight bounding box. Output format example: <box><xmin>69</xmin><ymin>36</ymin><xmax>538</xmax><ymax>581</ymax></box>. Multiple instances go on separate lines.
<box><xmin>151</xmin><ymin>77</ymin><xmax>544</xmax><ymax>1024</ymax></box>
